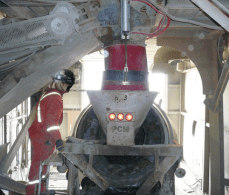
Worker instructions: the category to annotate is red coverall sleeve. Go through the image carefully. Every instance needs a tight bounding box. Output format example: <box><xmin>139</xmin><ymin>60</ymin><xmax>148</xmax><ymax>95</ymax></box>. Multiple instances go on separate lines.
<box><xmin>43</xmin><ymin>94</ymin><xmax>63</xmax><ymax>141</ymax></box>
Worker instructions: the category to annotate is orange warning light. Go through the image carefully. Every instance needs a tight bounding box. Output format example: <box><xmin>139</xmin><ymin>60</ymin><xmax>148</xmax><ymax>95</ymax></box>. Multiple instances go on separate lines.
<box><xmin>117</xmin><ymin>113</ymin><xmax>124</xmax><ymax>121</ymax></box>
<box><xmin>125</xmin><ymin>114</ymin><xmax>133</xmax><ymax>121</ymax></box>
<box><xmin>109</xmin><ymin>113</ymin><xmax>116</xmax><ymax>121</ymax></box>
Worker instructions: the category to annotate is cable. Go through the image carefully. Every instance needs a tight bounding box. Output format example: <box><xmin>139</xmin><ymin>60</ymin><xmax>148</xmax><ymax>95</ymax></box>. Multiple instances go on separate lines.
<box><xmin>146</xmin><ymin>0</ymin><xmax>223</xmax><ymax>30</ymax></box>
<box><xmin>132</xmin><ymin>0</ymin><xmax>163</xmax><ymax>14</ymax></box>
<box><xmin>131</xmin><ymin>0</ymin><xmax>171</xmax><ymax>39</ymax></box>
<box><xmin>184</xmin><ymin>179</ymin><xmax>202</xmax><ymax>190</ymax></box>
<box><xmin>0</xmin><ymin>46</ymin><xmax>49</xmax><ymax>72</ymax></box>
<box><xmin>0</xmin><ymin>51</ymin><xmax>37</xmax><ymax>72</ymax></box>
<box><xmin>147</xmin><ymin>16</ymin><xmax>171</xmax><ymax>39</ymax></box>
<box><xmin>188</xmin><ymin>179</ymin><xmax>202</xmax><ymax>187</ymax></box>
<box><xmin>132</xmin><ymin>15</ymin><xmax>166</xmax><ymax>37</ymax></box>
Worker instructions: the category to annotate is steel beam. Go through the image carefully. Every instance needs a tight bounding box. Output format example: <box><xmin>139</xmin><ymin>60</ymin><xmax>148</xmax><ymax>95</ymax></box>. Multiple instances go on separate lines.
<box><xmin>204</xmin><ymin>55</ymin><xmax>229</xmax><ymax>112</ymax></box>
<box><xmin>63</xmin><ymin>143</ymin><xmax>183</xmax><ymax>156</ymax></box>
<box><xmin>167</xmin><ymin>0</ymin><xmax>229</xmax><ymax>10</ymax></box>
<box><xmin>0</xmin><ymin>31</ymin><xmax>99</xmax><ymax>119</ymax></box>
<box><xmin>0</xmin><ymin>174</ymin><xmax>26</xmax><ymax>194</ymax></box>
<box><xmin>191</xmin><ymin>0</ymin><xmax>229</xmax><ymax>32</ymax></box>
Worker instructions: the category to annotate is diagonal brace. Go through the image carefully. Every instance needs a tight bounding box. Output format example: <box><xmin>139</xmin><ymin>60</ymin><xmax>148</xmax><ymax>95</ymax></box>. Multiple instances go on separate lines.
<box><xmin>136</xmin><ymin>156</ymin><xmax>180</xmax><ymax>195</ymax></box>
<box><xmin>65</xmin><ymin>154</ymin><xmax>109</xmax><ymax>191</ymax></box>
<box><xmin>204</xmin><ymin>55</ymin><xmax>229</xmax><ymax>112</ymax></box>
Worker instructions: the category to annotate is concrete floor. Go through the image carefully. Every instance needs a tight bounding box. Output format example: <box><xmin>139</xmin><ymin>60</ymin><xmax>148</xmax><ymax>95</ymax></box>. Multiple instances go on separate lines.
<box><xmin>49</xmin><ymin>174</ymin><xmax>204</xmax><ymax>195</ymax></box>
<box><xmin>175</xmin><ymin>176</ymin><xmax>203</xmax><ymax>195</ymax></box>
<box><xmin>174</xmin><ymin>159</ymin><xmax>204</xmax><ymax>195</ymax></box>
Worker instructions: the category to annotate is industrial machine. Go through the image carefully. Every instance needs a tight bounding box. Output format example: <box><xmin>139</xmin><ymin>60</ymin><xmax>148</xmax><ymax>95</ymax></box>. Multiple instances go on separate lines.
<box><xmin>0</xmin><ymin>0</ymin><xmax>228</xmax><ymax>194</ymax></box>
<box><xmin>60</xmin><ymin>44</ymin><xmax>182</xmax><ymax>195</ymax></box>
<box><xmin>57</xmin><ymin>2</ymin><xmax>182</xmax><ymax>193</ymax></box>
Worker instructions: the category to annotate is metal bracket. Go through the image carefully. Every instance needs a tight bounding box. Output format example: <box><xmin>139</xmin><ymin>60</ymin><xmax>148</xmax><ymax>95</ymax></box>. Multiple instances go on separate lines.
<box><xmin>63</xmin><ymin>143</ymin><xmax>183</xmax><ymax>157</ymax></box>
<box><xmin>0</xmin><ymin>174</ymin><xmax>26</xmax><ymax>194</ymax></box>
<box><xmin>136</xmin><ymin>156</ymin><xmax>180</xmax><ymax>195</ymax></box>
<box><xmin>65</xmin><ymin>153</ymin><xmax>109</xmax><ymax>191</ymax></box>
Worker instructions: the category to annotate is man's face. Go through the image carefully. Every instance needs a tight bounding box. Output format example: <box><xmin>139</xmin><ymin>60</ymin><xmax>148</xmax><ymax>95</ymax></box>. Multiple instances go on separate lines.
<box><xmin>62</xmin><ymin>83</ymin><xmax>69</xmax><ymax>92</ymax></box>
<box><xmin>65</xmin><ymin>83</ymin><xmax>72</xmax><ymax>92</ymax></box>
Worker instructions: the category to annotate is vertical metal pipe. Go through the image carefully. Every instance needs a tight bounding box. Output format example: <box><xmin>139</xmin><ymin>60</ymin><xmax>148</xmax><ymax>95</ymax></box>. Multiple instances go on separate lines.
<box><xmin>219</xmin><ymin>101</ymin><xmax>225</xmax><ymax>195</ymax></box>
<box><xmin>121</xmin><ymin>0</ymin><xmax>130</xmax><ymax>39</ymax></box>
<box><xmin>4</xmin><ymin>115</ymin><xmax>7</xmax><ymax>144</ymax></box>
<box><xmin>123</xmin><ymin>0</ymin><xmax>129</xmax><ymax>33</ymax></box>
<box><xmin>203</xmin><ymin>103</ymin><xmax>210</xmax><ymax>193</ymax></box>
<box><xmin>46</xmin><ymin>165</ymin><xmax>50</xmax><ymax>190</ymax></box>
<box><xmin>124</xmin><ymin>35</ymin><xmax>128</xmax><ymax>81</ymax></box>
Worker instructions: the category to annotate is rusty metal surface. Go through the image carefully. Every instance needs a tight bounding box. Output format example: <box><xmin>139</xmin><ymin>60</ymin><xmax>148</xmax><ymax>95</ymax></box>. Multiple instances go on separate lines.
<box><xmin>157</xmin><ymin>37</ymin><xmax>219</xmax><ymax>95</ymax></box>
<box><xmin>63</xmin><ymin>142</ymin><xmax>183</xmax><ymax>157</ymax></box>
<box><xmin>62</xmin><ymin>142</ymin><xmax>181</xmax><ymax>194</ymax></box>
<box><xmin>136</xmin><ymin>156</ymin><xmax>179</xmax><ymax>195</ymax></box>
<box><xmin>72</xmin><ymin>104</ymin><xmax>177</xmax><ymax>192</ymax></box>
<box><xmin>68</xmin><ymin>136</ymin><xmax>106</xmax><ymax>144</ymax></box>
<box><xmin>65</xmin><ymin>153</ymin><xmax>109</xmax><ymax>191</ymax></box>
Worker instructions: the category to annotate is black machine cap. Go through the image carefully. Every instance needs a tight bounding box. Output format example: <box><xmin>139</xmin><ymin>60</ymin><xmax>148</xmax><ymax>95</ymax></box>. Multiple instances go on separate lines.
<box><xmin>54</xmin><ymin>69</ymin><xmax>75</xmax><ymax>85</ymax></box>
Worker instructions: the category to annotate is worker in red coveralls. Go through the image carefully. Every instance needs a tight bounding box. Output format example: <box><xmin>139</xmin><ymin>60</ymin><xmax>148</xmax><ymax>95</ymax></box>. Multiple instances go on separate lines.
<box><xmin>26</xmin><ymin>69</ymin><xmax>75</xmax><ymax>195</ymax></box>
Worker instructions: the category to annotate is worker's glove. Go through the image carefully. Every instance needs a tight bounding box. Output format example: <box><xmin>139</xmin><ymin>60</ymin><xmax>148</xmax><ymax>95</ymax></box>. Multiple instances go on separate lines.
<box><xmin>56</xmin><ymin>139</ymin><xmax>64</xmax><ymax>152</ymax></box>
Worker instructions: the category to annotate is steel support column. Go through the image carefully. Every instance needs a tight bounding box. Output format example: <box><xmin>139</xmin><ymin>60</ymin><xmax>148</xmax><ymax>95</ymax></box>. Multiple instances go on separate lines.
<box><xmin>208</xmin><ymin>105</ymin><xmax>224</xmax><ymax>195</ymax></box>
<box><xmin>68</xmin><ymin>163</ymin><xmax>80</xmax><ymax>195</ymax></box>
<box><xmin>203</xmin><ymin>104</ymin><xmax>210</xmax><ymax>193</ymax></box>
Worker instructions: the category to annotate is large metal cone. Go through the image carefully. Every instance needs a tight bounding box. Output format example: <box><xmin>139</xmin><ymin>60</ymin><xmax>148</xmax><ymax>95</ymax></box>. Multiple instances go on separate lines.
<box><xmin>87</xmin><ymin>90</ymin><xmax>158</xmax><ymax>134</ymax></box>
